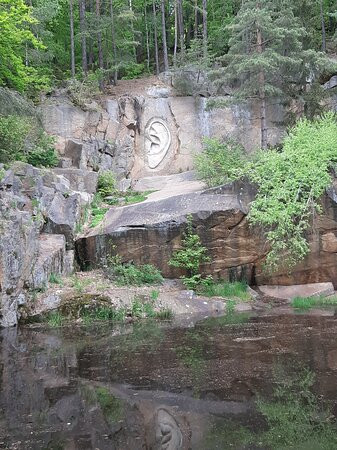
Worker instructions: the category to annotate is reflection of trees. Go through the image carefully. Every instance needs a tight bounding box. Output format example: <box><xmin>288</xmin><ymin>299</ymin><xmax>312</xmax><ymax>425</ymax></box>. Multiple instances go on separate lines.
<box><xmin>203</xmin><ymin>366</ymin><xmax>337</xmax><ymax>450</ymax></box>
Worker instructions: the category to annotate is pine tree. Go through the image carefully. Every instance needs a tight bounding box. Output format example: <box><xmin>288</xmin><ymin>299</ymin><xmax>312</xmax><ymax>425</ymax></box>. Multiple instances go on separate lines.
<box><xmin>212</xmin><ymin>0</ymin><xmax>327</xmax><ymax>149</ymax></box>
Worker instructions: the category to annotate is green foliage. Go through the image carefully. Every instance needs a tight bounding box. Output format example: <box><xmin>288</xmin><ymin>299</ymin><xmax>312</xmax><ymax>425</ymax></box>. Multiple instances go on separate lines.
<box><xmin>47</xmin><ymin>311</ymin><xmax>64</xmax><ymax>327</ymax></box>
<box><xmin>210</xmin><ymin>0</ymin><xmax>329</xmax><ymax>116</ymax></box>
<box><xmin>200</xmin><ymin>280</ymin><xmax>251</xmax><ymax>301</ymax></box>
<box><xmin>70</xmin><ymin>275</ymin><xmax>93</xmax><ymax>294</ymax></box>
<box><xmin>292</xmin><ymin>295</ymin><xmax>337</xmax><ymax>310</ymax></box>
<box><xmin>0</xmin><ymin>0</ymin><xmax>50</xmax><ymax>94</ymax></box>
<box><xmin>256</xmin><ymin>367</ymin><xmax>337</xmax><ymax>449</ymax></box>
<box><xmin>154</xmin><ymin>309</ymin><xmax>173</xmax><ymax>320</ymax></box>
<box><xmin>49</xmin><ymin>272</ymin><xmax>63</xmax><ymax>285</ymax></box>
<box><xmin>95</xmin><ymin>387</ymin><xmax>124</xmax><ymax>423</ymax></box>
<box><xmin>97</xmin><ymin>171</ymin><xmax>117</xmax><ymax>198</ymax></box>
<box><xmin>246</xmin><ymin>113</ymin><xmax>337</xmax><ymax>271</ymax></box>
<box><xmin>89</xmin><ymin>206</ymin><xmax>108</xmax><ymax>228</ymax></box>
<box><xmin>195</xmin><ymin>114</ymin><xmax>337</xmax><ymax>272</ymax></box>
<box><xmin>106</xmin><ymin>254</ymin><xmax>163</xmax><ymax>286</ymax></box>
<box><xmin>67</xmin><ymin>74</ymin><xmax>101</xmax><ymax>108</ymax></box>
<box><xmin>169</xmin><ymin>215</ymin><xmax>210</xmax><ymax>289</ymax></box>
<box><xmin>195</xmin><ymin>138</ymin><xmax>247</xmax><ymax>187</ymax></box>
<box><xmin>0</xmin><ymin>114</ymin><xmax>58</xmax><ymax>166</ymax></box>
<box><xmin>26</xmin><ymin>134</ymin><xmax>59</xmax><ymax>167</ymax></box>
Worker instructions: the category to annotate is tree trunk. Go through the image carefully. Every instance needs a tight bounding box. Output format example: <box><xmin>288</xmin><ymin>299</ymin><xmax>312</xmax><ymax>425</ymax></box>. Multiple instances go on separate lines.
<box><xmin>144</xmin><ymin>4</ymin><xmax>151</xmax><ymax>72</ymax></box>
<box><xmin>194</xmin><ymin>0</ymin><xmax>198</xmax><ymax>38</ymax></box>
<box><xmin>177</xmin><ymin>0</ymin><xmax>184</xmax><ymax>55</ymax></box>
<box><xmin>152</xmin><ymin>0</ymin><xmax>160</xmax><ymax>75</ymax></box>
<box><xmin>88</xmin><ymin>0</ymin><xmax>94</xmax><ymax>69</ymax></box>
<box><xmin>96</xmin><ymin>0</ymin><xmax>104</xmax><ymax>70</ymax></box>
<box><xmin>110</xmin><ymin>0</ymin><xmax>118</xmax><ymax>84</ymax></box>
<box><xmin>173</xmin><ymin>0</ymin><xmax>178</xmax><ymax>65</ymax></box>
<box><xmin>161</xmin><ymin>0</ymin><xmax>169</xmax><ymax>71</ymax></box>
<box><xmin>320</xmin><ymin>0</ymin><xmax>326</xmax><ymax>52</ymax></box>
<box><xmin>202</xmin><ymin>0</ymin><xmax>207</xmax><ymax>57</ymax></box>
<box><xmin>79</xmin><ymin>0</ymin><xmax>88</xmax><ymax>74</ymax></box>
<box><xmin>69</xmin><ymin>0</ymin><xmax>75</xmax><ymax>77</ymax></box>
<box><xmin>257</xmin><ymin>24</ymin><xmax>267</xmax><ymax>149</ymax></box>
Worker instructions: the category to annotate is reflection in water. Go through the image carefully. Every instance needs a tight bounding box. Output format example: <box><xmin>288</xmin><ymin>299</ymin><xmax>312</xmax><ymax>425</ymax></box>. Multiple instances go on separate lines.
<box><xmin>2</xmin><ymin>312</ymin><xmax>337</xmax><ymax>448</ymax></box>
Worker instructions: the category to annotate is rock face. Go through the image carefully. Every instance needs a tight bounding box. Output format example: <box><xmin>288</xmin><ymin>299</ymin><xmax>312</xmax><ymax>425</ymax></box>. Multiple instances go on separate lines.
<box><xmin>40</xmin><ymin>78</ymin><xmax>286</xmax><ymax>181</ymax></box>
<box><xmin>76</xmin><ymin>180</ymin><xmax>337</xmax><ymax>288</ymax></box>
<box><xmin>0</xmin><ymin>163</ymin><xmax>91</xmax><ymax>327</ymax></box>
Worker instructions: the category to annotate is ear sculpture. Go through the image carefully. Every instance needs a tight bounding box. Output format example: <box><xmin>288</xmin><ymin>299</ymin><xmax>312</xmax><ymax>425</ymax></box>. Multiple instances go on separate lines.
<box><xmin>145</xmin><ymin>118</ymin><xmax>172</xmax><ymax>169</ymax></box>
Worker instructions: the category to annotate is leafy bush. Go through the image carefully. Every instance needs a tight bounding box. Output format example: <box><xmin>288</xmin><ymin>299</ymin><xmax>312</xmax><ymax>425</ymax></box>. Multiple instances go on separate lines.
<box><xmin>97</xmin><ymin>171</ymin><xmax>117</xmax><ymax>198</ymax></box>
<box><xmin>169</xmin><ymin>215</ymin><xmax>210</xmax><ymax>289</ymax></box>
<box><xmin>195</xmin><ymin>138</ymin><xmax>247</xmax><ymax>187</ymax></box>
<box><xmin>0</xmin><ymin>114</ymin><xmax>58</xmax><ymax>166</ymax></box>
<box><xmin>26</xmin><ymin>133</ymin><xmax>59</xmax><ymax>167</ymax></box>
<box><xmin>67</xmin><ymin>72</ymin><xmax>101</xmax><ymax>108</ymax></box>
<box><xmin>246</xmin><ymin>113</ymin><xmax>337</xmax><ymax>271</ymax></box>
<box><xmin>106</xmin><ymin>255</ymin><xmax>163</xmax><ymax>286</ymax></box>
<box><xmin>195</xmin><ymin>114</ymin><xmax>337</xmax><ymax>272</ymax></box>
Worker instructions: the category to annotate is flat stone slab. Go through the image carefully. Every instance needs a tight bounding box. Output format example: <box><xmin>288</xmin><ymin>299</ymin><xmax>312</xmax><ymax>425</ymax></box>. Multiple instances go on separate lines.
<box><xmin>259</xmin><ymin>282</ymin><xmax>335</xmax><ymax>300</ymax></box>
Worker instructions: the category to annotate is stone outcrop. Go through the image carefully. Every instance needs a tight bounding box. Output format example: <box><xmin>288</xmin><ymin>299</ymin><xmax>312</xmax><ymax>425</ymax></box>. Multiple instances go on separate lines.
<box><xmin>40</xmin><ymin>78</ymin><xmax>287</xmax><ymax>182</ymax></box>
<box><xmin>0</xmin><ymin>163</ymin><xmax>92</xmax><ymax>327</ymax></box>
<box><xmin>76</xmin><ymin>178</ymin><xmax>337</xmax><ymax>288</ymax></box>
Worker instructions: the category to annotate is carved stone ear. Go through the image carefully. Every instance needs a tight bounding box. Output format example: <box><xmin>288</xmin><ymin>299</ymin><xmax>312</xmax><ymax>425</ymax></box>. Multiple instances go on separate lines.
<box><xmin>145</xmin><ymin>118</ymin><xmax>172</xmax><ymax>169</ymax></box>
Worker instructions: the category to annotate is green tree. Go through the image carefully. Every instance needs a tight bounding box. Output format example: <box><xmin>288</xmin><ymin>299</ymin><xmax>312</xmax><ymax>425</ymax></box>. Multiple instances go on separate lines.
<box><xmin>211</xmin><ymin>0</ymin><xmax>328</xmax><ymax>149</ymax></box>
<box><xmin>0</xmin><ymin>0</ymin><xmax>48</xmax><ymax>93</ymax></box>
<box><xmin>169</xmin><ymin>215</ymin><xmax>210</xmax><ymax>289</ymax></box>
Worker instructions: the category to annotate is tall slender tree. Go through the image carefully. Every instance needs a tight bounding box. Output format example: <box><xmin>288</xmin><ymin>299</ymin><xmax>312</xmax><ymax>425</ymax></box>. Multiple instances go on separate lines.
<box><xmin>69</xmin><ymin>0</ymin><xmax>75</xmax><ymax>77</ymax></box>
<box><xmin>161</xmin><ymin>0</ymin><xmax>169</xmax><ymax>71</ymax></box>
<box><xmin>109</xmin><ymin>0</ymin><xmax>118</xmax><ymax>84</ymax></box>
<box><xmin>79</xmin><ymin>0</ymin><xmax>88</xmax><ymax>74</ymax></box>
<box><xmin>152</xmin><ymin>0</ymin><xmax>160</xmax><ymax>75</ymax></box>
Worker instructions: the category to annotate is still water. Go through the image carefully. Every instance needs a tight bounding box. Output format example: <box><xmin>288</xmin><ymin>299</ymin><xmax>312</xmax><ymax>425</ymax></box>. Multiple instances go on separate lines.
<box><xmin>1</xmin><ymin>309</ymin><xmax>337</xmax><ymax>449</ymax></box>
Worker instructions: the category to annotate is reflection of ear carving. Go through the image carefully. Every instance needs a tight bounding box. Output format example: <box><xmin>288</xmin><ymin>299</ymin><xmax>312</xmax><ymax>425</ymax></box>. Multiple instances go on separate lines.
<box><xmin>145</xmin><ymin>118</ymin><xmax>171</xmax><ymax>169</ymax></box>
<box><xmin>155</xmin><ymin>408</ymin><xmax>183</xmax><ymax>449</ymax></box>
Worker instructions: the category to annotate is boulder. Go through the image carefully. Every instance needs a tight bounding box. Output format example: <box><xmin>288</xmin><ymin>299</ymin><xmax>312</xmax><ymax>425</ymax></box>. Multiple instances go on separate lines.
<box><xmin>52</xmin><ymin>168</ymin><xmax>98</xmax><ymax>194</ymax></box>
<box><xmin>75</xmin><ymin>187</ymin><xmax>266</xmax><ymax>281</ymax></box>
<box><xmin>76</xmin><ymin>182</ymin><xmax>337</xmax><ymax>288</ymax></box>
<box><xmin>29</xmin><ymin>234</ymin><xmax>72</xmax><ymax>290</ymax></box>
<box><xmin>259</xmin><ymin>282</ymin><xmax>335</xmax><ymax>300</ymax></box>
<box><xmin>0</xmin><ymin>210</ymin><xmax>39</xmax><ymax>327</ymax></box>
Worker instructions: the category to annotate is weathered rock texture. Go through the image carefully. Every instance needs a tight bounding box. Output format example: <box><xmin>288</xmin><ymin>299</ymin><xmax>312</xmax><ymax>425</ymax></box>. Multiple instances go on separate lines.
<box><xmin>40</xmin><ymin>78</ymin><xmax>286</xmax><ymax>181</ymax></box>
<box><xmin>0</xmin><ymin>163</ymin><xmax>90</xmax><ymax>327</ymax></box>
<box><xmin>76</xmin><ymin>180</ymin><xmax>337</xmax><ymax>288</ymax></box>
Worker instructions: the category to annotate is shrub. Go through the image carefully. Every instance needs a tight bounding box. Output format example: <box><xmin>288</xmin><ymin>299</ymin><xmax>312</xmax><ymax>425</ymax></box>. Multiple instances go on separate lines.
<box><xmin>169</xmin><ymin>215</ymin><xmax>210</xmax><ymax>289</ymax></box>
<box><xmin>97</xmin><ymin>171</ymin><xmax>117</xmax><ymax>198</ymax></box>
<box><xmin>26</xmin><ymin>134</ymin><xmax>59</xmax><ymax>168</ymax></box>
<box><xmin>106</xmin><ymin>255</ymin><xmax>163</xmax><ymax>286</ymax></box>
<box><xmin>0</xmin><ymin>114</ymin><xmax>58</xmax><ymax>167</ymax></box>
<box><xmin>195</xmin><ymin>138</ymin><xmax>247</xmax><ymax>187</ymax></box>
<box><xmin>246</xmin><ymin>113</ymin><xmax>337</xmax><ymax>271</ymax></box>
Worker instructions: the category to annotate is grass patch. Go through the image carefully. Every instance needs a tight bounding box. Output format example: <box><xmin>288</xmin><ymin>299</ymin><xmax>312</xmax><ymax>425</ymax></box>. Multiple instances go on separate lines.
<box><xmin>154</xmin><ymin>309</ymin><xmax>173</xmax><ymax>320</ymax></box>
<box><xmin>49</xmin><ymin>272</ymin><xmax>63</xmax><ymax>285</ymax></box>
<box><xmin>200</xmin><ymin>280</ymin><xmax>251</xmax><ymax>301</ymax></box>
<box><xmin>105</xmin><ymin>256</ymin><xmax>163</xmax><ymax>286</ymax></box>
<box><xmin>47</xmin><ymin>311</ymin><xmax>64</xmax><ymax>327</ymax></box>
<box><xmin>89</xmin><ymin>206</ymin><xmax>108</xmax><ymax>228</ymax></box>
<box><xmin>41</xmin><ymin>294</ymin><xmax>171</xmax><ymax>327</ymax></box>
<box><xmin>291</xmin><ymin>295</ymin><xmax>337</xmax><ymax>310</ymax></box>
<box><xmin>70</xmin><ymin>275</ymin><xmax>93</xmax><ymax>294</ymax></box>
<box><xmin>95</xmin><ymin>387</ymin><xmax>124</xmax><ymax>422</ymax></box>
